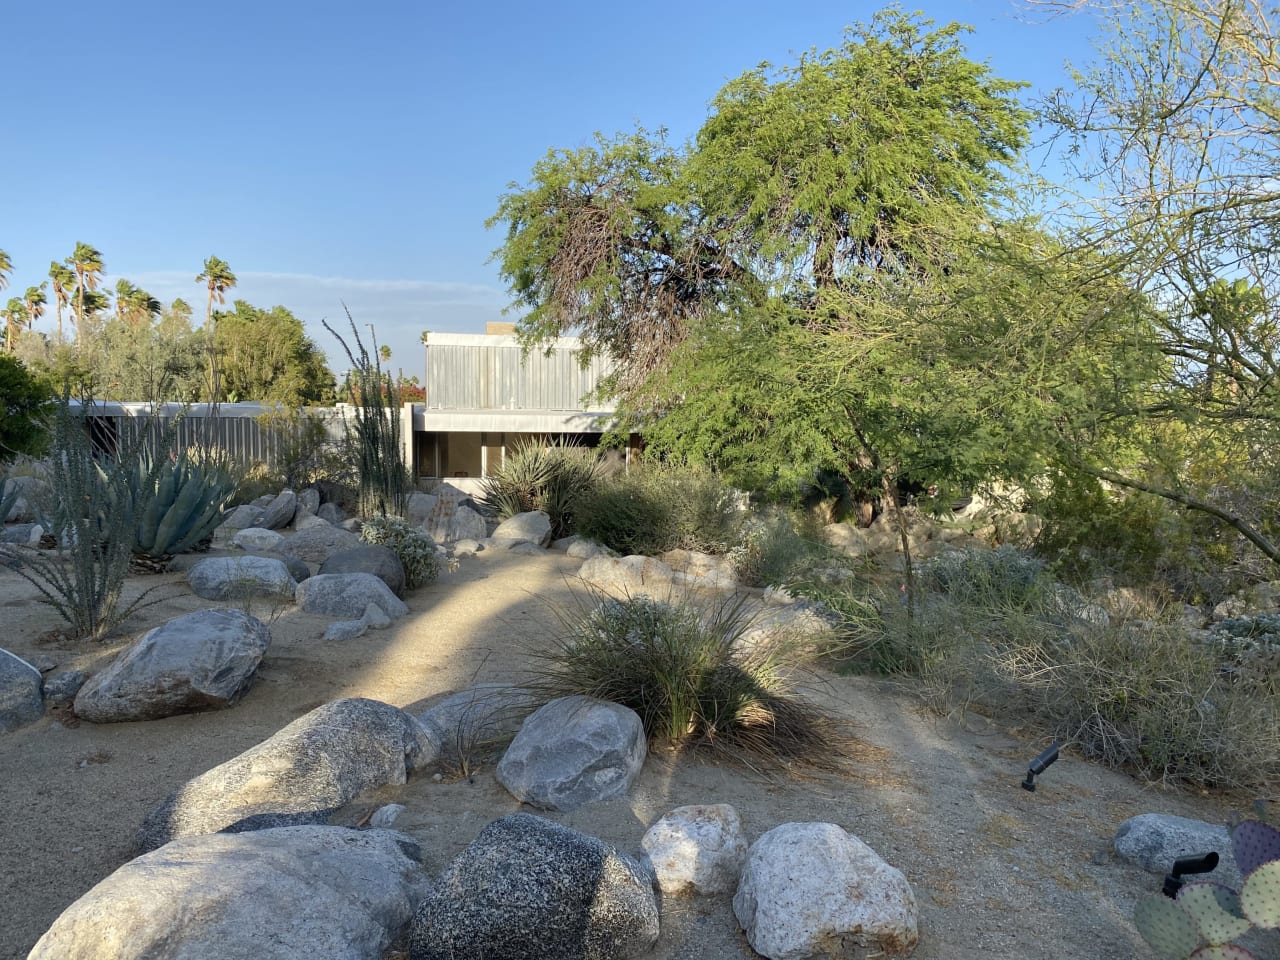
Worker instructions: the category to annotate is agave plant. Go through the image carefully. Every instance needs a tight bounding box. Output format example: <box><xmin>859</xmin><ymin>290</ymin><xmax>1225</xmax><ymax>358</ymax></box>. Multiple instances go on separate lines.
<box><xmin>131</xmin><ymin>451</ymin><xmax>237</xmax><ymax>560</ymax></box>
<box><xmin>1134</xmin><ymin>819</ymin><xmax>1280</xmax><ymax>958</ymax></box>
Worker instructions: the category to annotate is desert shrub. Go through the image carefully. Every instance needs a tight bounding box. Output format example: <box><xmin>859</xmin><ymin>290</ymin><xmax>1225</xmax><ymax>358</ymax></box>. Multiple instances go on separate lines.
<box><xmin>0</xmin><ymin>397</ymin><xmax>172</xmax><ymax>640</ymax></box>
<box><xmin>818</xmin><ymin>562</ymin><xmax>1280</xmax><ymax>787</ymax></box>
<box><xmin>258</xmin><ymin>408</ymin><xmax>354</xmax><ymax>489</ymax></box>
<box><xmin>1209</xmin><ymin>614</ymin><xmax>1280</xmax><ymax>695</ymax></box>
<box><xmin>918</xmin><ymin>546</ymin><xmax>1049</xmax><ymax>609</ymax></box>
<box><xmin>131</xmin><ymin>449</ymin><xmax>238</xmax><ymax>560</ymax></box>
<box><xmin>575</xmin><ymin>462</ymin><xmax>742</xmax><ymax>556</ymax></box>
<box><xmin>529</xmin><ymin>591</ymin><xmax>838</xmax><ymax>765</ymax></box>
<box><xmin>360</xmin><ymin>514</ymin><xmax>441</xmax><ymax>589</ymax></box>
<box><xmin>728</xmin><ymin>510</ymin><xmax>824</xmax><ymax>588</ymax></box>
<box><xmin>477</xmin><ymin>440</ymin><xmax>602</xmax><ymax>539</ymax></box>
<box><xmin>231</xmin><ymin>462</ymin><xmax>284</xmax><ymax>505</ymax></box>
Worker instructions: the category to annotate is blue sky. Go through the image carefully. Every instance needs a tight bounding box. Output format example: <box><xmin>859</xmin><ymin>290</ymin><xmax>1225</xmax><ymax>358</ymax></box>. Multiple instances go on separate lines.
<box><xmin>2</xmin><ymin>0</ymin><xmax>1102</xmax><ymax>380</ymax></box>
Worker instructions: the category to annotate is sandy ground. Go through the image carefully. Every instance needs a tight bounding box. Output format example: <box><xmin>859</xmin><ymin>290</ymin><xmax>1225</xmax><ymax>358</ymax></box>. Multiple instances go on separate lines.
<box><xmin>0</xmin><ymin>542</ymin><xmax>1265</xmax><ymax>960</ymax></box>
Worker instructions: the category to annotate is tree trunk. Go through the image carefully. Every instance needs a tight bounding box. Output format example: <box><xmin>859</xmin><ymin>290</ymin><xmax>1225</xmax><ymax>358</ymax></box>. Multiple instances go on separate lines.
<box><xmin>882</xmin><ymin>471</ymin><xmax>916</xmax><ymax>619</ymax></box>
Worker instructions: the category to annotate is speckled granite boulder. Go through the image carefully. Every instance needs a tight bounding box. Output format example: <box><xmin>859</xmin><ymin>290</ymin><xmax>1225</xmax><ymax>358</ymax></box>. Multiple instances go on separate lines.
<box><xmin>408</xmin><ymin>813</ymin><xmax>659</xmax><ymax>960</ymax></box>
<box><xmin>0</xmin><ymin>648</ymin><xmax>43</xmax><ymax>734</ymax></box>
<box><xmin>29</xmin><ymin>826</ymin><xmax>432</xmax><ymax>960</ymax></box>
<box><xmin>641</xmin><ymin>804</ymin><xmax>748</xmax><ymax>895</ymax></box>
<box><xmin>136</xmin><ymin>697</ymin><xmax>441</xmax><ymax>852</ymax></box>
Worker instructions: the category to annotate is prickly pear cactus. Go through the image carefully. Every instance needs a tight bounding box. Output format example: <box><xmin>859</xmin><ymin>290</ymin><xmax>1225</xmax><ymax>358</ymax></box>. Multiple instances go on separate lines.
<box><xmin>1233</xmin><ymin>820</ymin><xmax>1280</xmax><ymax>876</ymax></box>
<box><xmin>1177</xmin><ymin>883</ymin><xmax>1252</xmax><ymax>945</ymax></box>
<box><xmin>1240</xmin><ymin>860</ymin><xmax>1280</xmax><ymax>929</ymax></box>
<box><xmin>1135</xmin><ymin>895</ymin><xmax>1204</xmax><ymax>959</ymax></box>
<box><xmin>1188</xmin><ymin>945</ymin><xmax>1259</xmax><ymax>958</ymax></box>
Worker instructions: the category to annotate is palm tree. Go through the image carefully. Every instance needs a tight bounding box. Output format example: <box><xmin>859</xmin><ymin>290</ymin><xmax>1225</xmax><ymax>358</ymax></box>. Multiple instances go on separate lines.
<box><xmin>113</xmin><ymin>279</ymin><xmax>161</xmax><ymax>328</ymax></box>
<box><xmin>379</xmin><ymin>344</ymin><xmax>392</xmax><ymax>364</ymax></box>
<box><xmin>3</xmin><ymin>297</ymin><xmax>27</xmax><ymax>353</ymax></box>
<box><xmin>49</xmin><ymin>262</ymin><xmax>75</xmax><ymax>342</ymax></box>
<box><xmin>0</xmin><ymin>249</ymin><xmax>12</xmax><ymax>292</ymax></box>
<box><xmin>23</xmin><ymin>284</ymin><xmax>47</xmax><ymax>338</ymax></box>
<box><xmin>195</xmin><ymin>256</ymin><xmax>236</xmax><ymax>332</ymax></box>
<box><xmin>65</xmin><ymin>242</ymin><xmax>105</xmax><ymax>346</ymax></box>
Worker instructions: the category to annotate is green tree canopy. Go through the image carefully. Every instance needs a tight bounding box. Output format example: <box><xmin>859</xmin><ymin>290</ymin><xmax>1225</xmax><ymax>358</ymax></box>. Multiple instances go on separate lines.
<box><xmin>214</xmin><ymin>300</ymin><xmax>334</xmax><ymax>405</ymax></box>
<box><xmin>0</xmin><ymin>353</ymin><xmax>52</xmax><ymax>462</ymax></box>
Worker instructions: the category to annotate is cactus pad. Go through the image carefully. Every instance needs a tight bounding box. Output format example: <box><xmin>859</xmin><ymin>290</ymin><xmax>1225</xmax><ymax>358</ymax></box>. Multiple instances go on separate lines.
<box><xmin>1189</xmin><ymin>946</ymin><xmax>1259</xmax><ymax>959</ymax></box>
<box><xmin>1240</xmin><ymin>859</ymin><xmax>1280</xmax><ymax>928</ymax></box>
<box><xmin>1177</xmin><ymin>883</ymin><xmax>1251</xmax><ymax>944</ymax></box>
<box><xmin>1135</xmin><ymin>895</ymin><xmax>1203</xmax><ymax>959</ymax></box>
<box><xmin>1232</xmin><ymin>820</ymin><xmax>1280</xmax><ymax>876</ymax></box>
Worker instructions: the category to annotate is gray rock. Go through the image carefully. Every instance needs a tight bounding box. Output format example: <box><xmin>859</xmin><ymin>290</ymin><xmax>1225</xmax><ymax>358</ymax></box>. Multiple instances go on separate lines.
<box><xmin>253</xmin><ymin>489</ymin><xmax>297</xmax><ymax>530</ymax></box>
<box><xmin>734</xmin><ymin>822</ymin><xmax>919</xmax><ymax>959</ymax></box>
<box><xmin>0</xmin><ymin>522</ymin><xmax>43</xmax><ymax>545</ymax></box>
<box><xmin>320</xmin><ymin>545</ymin><xmax>407</xmax><ymax>597</ymax></box>
<box><xmin>259</xmin><ymin>551</ymin><xmax>312</xmax><ymax>583</ymax></box>
<box><xmin>42</xmin><ymin>669</ymin><xmax>87</xmax><ymax>708</ymax></box>
<box><xmin>137</xmin><ymin>697</ymin><xmax>441</xmax><ymax>852</ymax></box>
<box><xmin>219</xmin><ymin>504</ymin><xmax>260</xmax><ymax>531</ymax></box>
<box><xmin>416</xmin><ymin>683</ymin><xmax>533</xmax><ymax>763</ymax></box>
<box><xmin>2</xmin><ymin>476</ymin><xmax>48</xmax><ymax>522</ymax></box>
<box><xmin>280</xmin><ymin>524</ymin><xmax>362</xmax><ymax>564</ymax></box>
<box><xmin>74</xmin><ymin>609</ymin><xmax>271</xmax><ymax>723</ymax></box>
<box><xmin>823</xmin><ymin>523</ymin><xmax>871</xmax><ymax>557</ymax></box>
<box><xmin>297</xmin><ymin>487</ymin><xmax>322</xmax><ymax>516</ymax></box>
<box><xmin>317</xmin><ymin>502</ymin><xmax>345</xmax><ymax>525</ymax></box>
<box><xmin>577</xmin><ymin>555</ymin><xmax>674</xmax><ymax>597</ymax></box>
<box><xmin>428</xmin><ymin>503</ymin><xmax>488</xmax><ymax>544</ymax></box>
<box><xmin>1114</xmin><ymin>813</ymin><xmax>1238</xmax><ymax>885</ymax></box>
<box><xmin>187</xmin><ymin>556</ymin><xmax>298</xmax><ymax>602</ymax></box>
<box><xmin>408</xmin><ymin>813</ymin><xmax>659</xmax><ymax>960</ymax></box>
<box><xmin>405</xmin><ymin>491</ymin><xmax>439</xmax><ymax>528</ymax></box>
<box><xmin>566</xmin><ymin>538</ymin><xmax>613</xmax><ymax>560</ymax></box>
<box><xmin>492</xmin><ymin>510</ymin><xmax>552</xmax><ymax>546</ymax></box>
<box><xmin>496</xmin><ymin>696</ymin><xmax>646</xmax><ymax>812</ymax></box>
<box><xmin>0</xmin><ymin>648</ymin><xmax>43</xmax><ymax>734</ymax></box>
<box><xmin>737</xmin><ymin>600</ymin><xmax>840</xmax><ymax>652</ymax></box>
<box><xmin>507</xmin><ymin>541</ymin><xmax>545</xmax><ymax>556</ymax></box>
<box><xmin>661</xmin><ymin>549</ymin><xmax>737</xmax><ymax>589</ymax></box>
<box><xmin>370</xmin><ymin>803</ymin><xmax>406</xmax><ymax>828</ymax></box>
<box><xmin>322</xmin><ymin>603</ymin><xmax>395</xmax><ymax>642</ymax></box>
<box><xmin>453</xmin><ymin>538</ymin><xmax>483</xmax><ymax>556</ymax></box>
<box><xmin>294</xmin><ymin>513</ymin><xmax>331</xmax><ymax>531</ymax></box>
<box><xmin>296</xmin><ymin>573</ymin><xmax>409</xmax><ymax>621</ymax></box>
<box><xmin>641</xmin><ymin>804</ymin><xmax>748</xmax><ymax>896</ymax></box>
<box><xmin>29</xmin><ymin>826</ymin><xmax>432</xmax><ymax>960</ymax></box>
<box><xmin>231</xmin><ymin>527</ymin><xmax>285</xmax><ymax>552</ymax></box>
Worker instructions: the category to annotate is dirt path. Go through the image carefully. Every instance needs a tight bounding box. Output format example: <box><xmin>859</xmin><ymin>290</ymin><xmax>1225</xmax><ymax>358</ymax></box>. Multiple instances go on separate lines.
<box><xmin>0</xmin><ymin>546</ymin><xmax>1257</xmax><ymax>959</ymax></box>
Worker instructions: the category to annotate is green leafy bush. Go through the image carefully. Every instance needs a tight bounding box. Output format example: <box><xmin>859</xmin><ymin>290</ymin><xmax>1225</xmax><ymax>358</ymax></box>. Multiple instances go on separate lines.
<box><xmin>0</xmin><ymin>354</ymin><xmax>52</xmax><ymax>463</ymax></box>
<box><xmin>728</xmin><ymin>511</ymin><xmax>823</xmax><ymax>588</ymax></box>
<box><xmin>1210</xmin><ymin>614</ymin><xmax>1280</xmax><ymax>695</ymax></box>
<box><xmin>477</xmin><ymin>440</ymin><xmax>601</xmax><ymax>539</ymax></box>
<box><xmin>360</xmin><ymin>514</ymin><xmax>441</xmax><ymax>589</ymax></box>
<box><xmin>529</xmin><ymin>591</ymin><xmax>839</xmax><ymax>764</ymax></box>
<box><xmin>575</xmin><ymin>462</ymin><xmax>742</xmax><ymax>556</ymax></box>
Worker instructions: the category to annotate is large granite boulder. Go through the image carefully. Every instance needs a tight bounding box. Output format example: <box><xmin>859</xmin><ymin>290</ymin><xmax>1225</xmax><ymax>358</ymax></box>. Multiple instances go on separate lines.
<box><xmin>577</xmin><ymin>555</ymin><xmax>675</xmax><ymax>597</ymax></box>
<box><xmin>219</xmin><ymin>503</ymin><xmax>260</xmax><ymax>531</ymax></box>
<box><xmin>496</xmin><ymin>696</ymin><xmax>646</xmax><ymax>812</ymax></box>
<box><xmin>0</xmin><ymin>648</ymin><xmax>43</xmax><ymax>734</ymax></box>
<box><xmin>317</xmin><ymin>502</ymin><xmax>345</xmax><ymax>525</ymax></box>
<box><xmin>231</xmin><ymin>527</ymin><xmax>286</xmax><ymax>553</ymax></box>
<box><xmin>296</xmin><ymin>486</ymin><xmax>322</xmax><ymax>517</ymax></box>
<box><xmin>319</xmin><ymin>545</ymin><xmax>406</xmax><ymax>597</ymax></box>
<box><xmin>296</xmin><ymin>573</ymin><xmax>409</xmax><ymax>621</ymax></box>
<box><xmin>188</xmin><ymin>556</ymin><xmax>298</xmax><ymax>602</ymax></box>
<box><xmin>1114</xmin><ymin>813</ymin><xmax>1239</xmax><ymax>886</ymax></box>
<box><xmin>322</xmin><ymin>603</ymin><xmax>393</xmax><ymax>642</ymax></box>
<box><xmin>74</xmin><ymin>609</ymin><xmax>271</xmax><ymax>723</ymax></box>
<box><xmin>253</xmin><ymin>489</ymin><xmax>297</xmax><ymax>530</ymax></box>
<box><xmin>491</xmin><ymin>510</ymin><xmax>552</xmax><ymax>547</ymax></box>
<box><xmin>405</xmin><ymin>492</ymin><xmax>439</xmax><ymax>529</ymax></box>
<box><xmin>2</xmin><ymin>475</ymin><xmax>48</xmax><ymax>522</ymax></box>
<box><xmin>408</xmin><ymin>813</ymin><xmax>659</xmax><ymax>960</ymax></box>
<box><xmin>641</xmin><ymin>803</ymin><xmax>748</xmax><ymax>896</ymax></box>
<box><xmin>734</xmin><ymin>822</ymin><xmax>918</xmax><ymax>959</ymax></box>
<box><xmin>0</xmin><ymin>522</ymin><xmax>43</xmax><ymax>546</ymax></box>
<box><xmin>137</xmin><ymin>697</ymin><xmax>441</xmax><ymax>852</ymax></box>
<box><xmin>29</xmin><ymin>826</ymin><xmax>432</xmax><ymax>960</ymax></box>
<box><xmin>280</xmin><ymin>523</ymin><xmax>362</xmax><ymax>564</ymax></box>
<box><xmin>426</xmin><ymin>500</ymin><xmax>488</xmax><ymax>543</ymax></box>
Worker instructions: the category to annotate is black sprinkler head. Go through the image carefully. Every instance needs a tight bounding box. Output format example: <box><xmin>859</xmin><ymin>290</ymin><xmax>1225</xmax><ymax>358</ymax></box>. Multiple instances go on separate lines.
<box><xmin>1162</xmin><ymin>851</ymin><xmax>1220</xmax><ymax>898</ymax></box>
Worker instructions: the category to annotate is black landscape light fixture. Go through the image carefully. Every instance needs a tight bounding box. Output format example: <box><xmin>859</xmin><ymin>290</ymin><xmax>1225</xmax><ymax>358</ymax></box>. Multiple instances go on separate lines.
<box><xmin>1162</xmin><ymin>852</ymin><xmax>1220</xmax><ymax>898</ymax></box>
<box><xmin>1020</xmin><ymin>743</ymin><xmax>1060</xmax><ymax>792</ymax></box>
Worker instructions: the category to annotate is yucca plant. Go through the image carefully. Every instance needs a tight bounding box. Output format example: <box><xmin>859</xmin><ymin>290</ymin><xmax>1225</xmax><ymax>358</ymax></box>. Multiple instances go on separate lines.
<box><xmin>477</xmin><ymin>439</ymin><xmax>602</xmax><ymax>539</ymax></box>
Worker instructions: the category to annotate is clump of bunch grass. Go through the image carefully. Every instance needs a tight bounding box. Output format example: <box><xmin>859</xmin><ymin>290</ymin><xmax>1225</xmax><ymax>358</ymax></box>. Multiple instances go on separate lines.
<box><xmin>323</xmin><ymin>311</ymin><xmax>409</xmax><ymax>519</ymax></box>
<box><xmin>575</xmin><ymin>461</ymin><xmax>743</xmax><ymax>556</ymax></box>
<box><xmin>360</xmin><ymin>514</ymin><xmax>442</xmax><ymax>590</ymax></box>
<box><xmin>0</xmin><ymin>396</ymin><xmax>172</xmax><ymax>640</ymax></box>
<box><xmin>477</xmin><ymin>439</ymin><xmax>602</xmax><ymax>539</ymax></box>
<box><xmin>529</xmin><ymin>590</ymin><xmax>840</xmax><ymax>766</ymax></box>
<box><xmin>816</xmin><ymin>546</ymin><xmax>1280</xmax><ymax>787</ymax></box>
<box><xmin>728</xmin><ymin>509</ymin><xmax>825</xmax><ymax>588</ymax></box>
